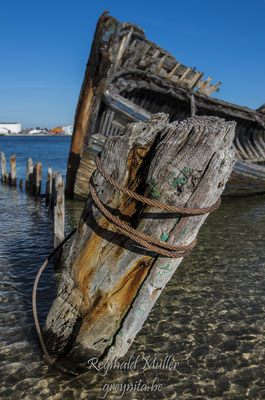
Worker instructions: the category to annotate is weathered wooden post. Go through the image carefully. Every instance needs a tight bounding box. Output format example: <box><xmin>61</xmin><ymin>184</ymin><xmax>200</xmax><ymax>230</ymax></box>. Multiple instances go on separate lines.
<box><xmin>0</xmin><ymin>152</ymin><xmax>7</xmax><ymax>183</ymax></box>
<box><xmin>53</xmin><ymin>173</ymin><xmax>65</xmax><ymax>267</ymax></box>
<box><xmin>10</xmin><ymin>154</ymin><xmax>16</xmax><ymax>186</ymax></box>
<box><xmin>34</xmin><ymin>162</ymin><xmax>42</xmax><ymax>196</ymax></box>
<box><xmin>43</xmin><ymin>115</ymin><xmax>235</xmax><ymax>365</ymax></box>
<box><xmin>45</xmin><ymin>167</ymin><xmax>53</xmax><ymax>205</ymax></box>
<box><xmin>51</xmin><ymin>171</ymin><xmax>59</xmax><ymax>209</ymax></box>
<box><xmin>26</xmin><ymin>158</ymin><xmax>33</xmax><ymax>191</ymax></box>
<box><xmin>19</xmin><ymin>179</ymin><xmax>23</xmax><ymax>189</ymax></box>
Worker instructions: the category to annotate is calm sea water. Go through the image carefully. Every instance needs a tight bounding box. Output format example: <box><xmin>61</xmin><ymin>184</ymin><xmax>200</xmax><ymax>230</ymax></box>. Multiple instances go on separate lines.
<box><xmin>0</xmin><ymin>136</ymin><xmax>265</xmax><ymax>400</ymax></box>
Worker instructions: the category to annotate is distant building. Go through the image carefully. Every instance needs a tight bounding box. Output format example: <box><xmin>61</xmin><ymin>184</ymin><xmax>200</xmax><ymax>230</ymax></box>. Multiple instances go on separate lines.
<box><xmin>51</xmin><ymin>126</ymin><xmax>63</xmax><ymax>134</ymax></box>
<box><xmin>28</xmin><ymin>129</ymin><xmax>44</xmax><ymax>135</ymax></box>
<box><xmin>62</xmin><ymin>125</ymin><xmax>73</xmax><ymax>135</ymax></box>
<box><xmin>50</xmin><ymin>125</ymin><xmax>73</xmax><ymax>135</ymax></box>
<box><xmin>0</xmin><ymin>123</ymin><xmax>21</xmax><ymax>134</ymax></box>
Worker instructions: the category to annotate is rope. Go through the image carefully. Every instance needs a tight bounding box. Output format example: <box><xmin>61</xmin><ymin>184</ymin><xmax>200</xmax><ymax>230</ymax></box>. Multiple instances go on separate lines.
<box><xmin>95</xmin><ymin>156</ymin><xmax>221</xmax><ymax>215</ymax></box>
<box><xmin>90</xmin><ymin>182</ymin><xmax>195</xmax><ymax>257</ymax></box>
<box><xmin>32</xmin><ymin>228</ymin><xmax>77</xmax><ymax>364</ymax></box>
<box><xmin>90</xmin><ymin>156</ymin><xmax>221</xmax><ymax>257</ymax></box>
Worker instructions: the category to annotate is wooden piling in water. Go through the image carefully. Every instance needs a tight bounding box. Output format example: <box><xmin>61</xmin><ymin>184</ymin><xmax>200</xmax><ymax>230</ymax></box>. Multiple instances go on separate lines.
<box><xmin>0</xmin><ymin>152</ymin><xmax>7</xmax><ymax>183</ymax></box>
<box><xmin>26</xmin><ymin>158</ymin><xmax>33</xmax><ymax>192</ymax></box>
<box><xmin>19</xmin><ymin>179</ymin><xmax>23</xmax><ymax>189</ymax></box>
<box><xmin>45</xmin><ymin>167</ymin><xmax>53</xmax><ymax>206</ymax></box>
<box><xmin>43</xmin><ymin>114</ymin><xmax>236</xmax><ymax>364</ymax></box>
<box><xmin>53</xmin><ymin>173</ymin><xmax>65</xmax><ymax>267</ymax></box>
<box><xmin>34</xmin><ymin>162</ymin><xmax>42</xmax><ymax>196</ymax></box>
<box><xmin>10</xmin><ymin>154</ymin><xmax>16</xmax><ymax>186</ymax></box>
<box><xmin>51</xmin><ymin>170</ymin><xmax>59</xmax><ymax>208</ymax></box>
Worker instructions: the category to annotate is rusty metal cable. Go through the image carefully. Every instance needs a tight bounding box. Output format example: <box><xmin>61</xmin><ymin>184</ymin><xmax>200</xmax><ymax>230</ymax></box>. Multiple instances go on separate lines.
<box><xmin>95</xmin><ymin>156</ymin><xmax>221</xmax><ymax>215</ymax></box>
<box><xmin>32</xmin><ymin>228</ymin><xmax>77</xmax><ymax>364</ymax></box>
<box><xmin>90</xmin><ymin>156</ymin><xmax>221</xmax><ymax>257</ymax></box>
<box><xmin>90</xmin><ymin>182</ymin><xmax>195</xmax><ymax>257</ymax></box>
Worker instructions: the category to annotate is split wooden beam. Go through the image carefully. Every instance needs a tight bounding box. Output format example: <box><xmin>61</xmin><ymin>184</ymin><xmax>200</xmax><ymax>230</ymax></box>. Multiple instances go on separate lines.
<box><xmin>43</xmin><ymin>114</ymin><xmax>235</xmax><ymax>366</ymax></box>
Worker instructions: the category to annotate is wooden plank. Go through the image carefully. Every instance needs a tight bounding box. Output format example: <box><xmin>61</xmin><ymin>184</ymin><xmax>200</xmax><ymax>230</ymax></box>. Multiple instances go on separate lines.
<box><xmin>197</xmin><ymin>76</ymin><xmax>213</xmax><ymax>94</ymax></box>
<box><xmin>156</xmin><ymin>54</ymin><xmax>167</xmax><ymax>74</ymax></box>
<box><xmin>187</xmin><ymin>71</ymin><xmax>204</xmax><ymax>90</ymax></box>
<box><xmin>152</xmin><ymin>48</ymin><xmax>160</xmax><ymax>58</ymax></box>
<box><xmin>165</xmin><ymin>62</ymin><xmax>180</xmax><ymax>80</ymax></box>
<box><xmin>177</xmin><ymin>67</ymin><xmax>191</xmax><ymax>84</ymax></box>
<box><xmin>114</xmin><ymin>27</ymin><xmax>133</xmax><ymax>70</ymax></box>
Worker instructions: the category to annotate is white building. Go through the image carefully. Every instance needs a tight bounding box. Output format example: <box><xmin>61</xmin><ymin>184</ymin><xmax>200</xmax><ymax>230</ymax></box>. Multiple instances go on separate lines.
<box><xmin>62</xmin><ymin>125</ymin><xmax>73</xmax><ymax>135</ymax></box>
<box><xmin>0</xmin><ymin>123</ymin><xmax>21</xmax><ymax>134</ymax></box>
<box><xmin>28</xmin><ymin>129</ymin><xmax>43</xmax><ymax>135</ymax></box>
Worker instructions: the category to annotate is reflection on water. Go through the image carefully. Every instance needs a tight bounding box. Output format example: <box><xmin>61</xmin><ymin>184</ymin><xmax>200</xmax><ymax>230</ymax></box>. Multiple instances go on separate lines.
<box><xmin>0</xmin><ymin>182</ymin><xmax>265</xmax><ymax>400</ymax></box>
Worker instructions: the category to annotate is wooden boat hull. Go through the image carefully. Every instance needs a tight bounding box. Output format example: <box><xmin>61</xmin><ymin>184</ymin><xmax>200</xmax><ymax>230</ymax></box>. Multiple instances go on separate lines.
<box><xmin>224</xmin><ymin>160</ymin><xmax>265</xmax><ymax>197</ymax></box>
<box><xmin>65</xmin><ymin>12</ymin><xmax>265</xmax><ymax>200</ymax></box>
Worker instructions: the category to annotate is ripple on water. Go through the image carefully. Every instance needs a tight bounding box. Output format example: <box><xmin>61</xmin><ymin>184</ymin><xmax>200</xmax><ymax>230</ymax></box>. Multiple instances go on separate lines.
<box><xmin>1</xmin><ymin>183</ymin><xmax>265</xmax><ymax>399</ymax></box>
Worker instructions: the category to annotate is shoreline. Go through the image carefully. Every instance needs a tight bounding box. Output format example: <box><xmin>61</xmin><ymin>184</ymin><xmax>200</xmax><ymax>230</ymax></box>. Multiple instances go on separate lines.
<box><xmin>0</xmin><ymin>134</ymin><xmax>72</xmax><ymax>137</ymax></box>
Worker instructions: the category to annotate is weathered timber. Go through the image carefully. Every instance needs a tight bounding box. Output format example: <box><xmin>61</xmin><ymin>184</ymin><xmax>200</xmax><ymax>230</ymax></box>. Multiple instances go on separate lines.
<box><xmin>46</xmin><ymin>167</ymin><xmax>53</xmax><ymax>205</ymax></box>
<box><xmin>65</xmin><ymin>12</ymin><xmax>221</xmax><ymax>199</ymax></box>
<box><xmin>65</xmin><ymin>11</ymin><xmax>113</xmax><ymax>198</ymax></box>
<box><xmin>51</xmin><ymin>171</ymin><xmax>59</xmax><ymax>208</ymax></box>
<box><xmin>10</xmin><ymin>154</ymin><xmax>16</xmax><ymax>186</ymax></box>
<box><xmin>26</xmin><ymin>158</ymin><xmax>33</xmax><ymax>192</ymax></box>
<box><xmin>54</xmin><ymin>173</ymin><xmax>65</xmax><ymax>267</ymax></box>
<box><xmin>64</xmin><ymin>13</ymin><xmax>265</xmax><ymax>199</ymax></box>
<box><xmin>43</xmin><ymin>114</ymin><xmax>235</xmax><ymax>365</ymax></box>
<box><xmin>34</xmin><ymin>162</ymin><xmax>42</xmax><ymax>196</ymax></box>
<box><xmin>19</xmin><ymin>179</ymin><xmax>23</xmax><ymax>189</ymax></box>
<box><xmin>0</xmin><ymin>152</ymin><xmax>7</xmax><ymax>183</ymax></box>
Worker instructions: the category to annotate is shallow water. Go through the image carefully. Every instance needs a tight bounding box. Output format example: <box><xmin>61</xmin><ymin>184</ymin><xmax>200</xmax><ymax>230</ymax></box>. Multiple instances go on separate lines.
<box><xmin>1</xmin><ymin>138</ymin><xmax>265</xmax><ymax>399</ymax></box>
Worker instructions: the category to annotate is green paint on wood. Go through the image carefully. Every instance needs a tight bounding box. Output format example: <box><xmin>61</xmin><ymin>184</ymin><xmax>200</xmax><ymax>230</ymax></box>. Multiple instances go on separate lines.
<box><xmin>119</xmin><ymin>330</ymin><xmax>124</xmax><ymax>337</ymax></box>
<box><xmin>160</xmin><ymin>264</ymin><xmax>170</xmax><ymax>270</ymax></box>
<box><xmin>167</xmin><ymin>167</ymin><xmax>194</xmax><ymax>188</ymax></box>
<box><xmin>158</xmin><ymin>261</ymin><xmax>173</xmax><ymax>276</ymax></box>
<box><xmin>135</xmin><ymin>307</ymin><xmax>145</xmax><ymax>314</ymax></box>
<box><xmin>161</xmin><ymin>233</ymin><xmax>169</xmax><ymax>242</ymax></box>
<box><xmin>148</xmin><ymin>178</ymin><xmax>160</xmax><ymax>199</ymax></box>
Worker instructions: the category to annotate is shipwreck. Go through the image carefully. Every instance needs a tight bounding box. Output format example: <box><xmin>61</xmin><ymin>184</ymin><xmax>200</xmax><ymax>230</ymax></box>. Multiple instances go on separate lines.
<box><xmin>65</xmin><ymin>11</ymin><xmax>265</xmax><ymax>200</ymax></box>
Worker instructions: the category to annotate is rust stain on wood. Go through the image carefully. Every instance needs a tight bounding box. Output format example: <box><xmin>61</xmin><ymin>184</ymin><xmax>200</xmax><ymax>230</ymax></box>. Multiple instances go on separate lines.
<box><xmin>78</xmin><ymin>256</ymin><xmax>154</xmax><ymax>336</ymax></box>
<box><xmin>151</xmin><ymin>287</ymin><xmax>161</xmax><ymax>300</ymax></box>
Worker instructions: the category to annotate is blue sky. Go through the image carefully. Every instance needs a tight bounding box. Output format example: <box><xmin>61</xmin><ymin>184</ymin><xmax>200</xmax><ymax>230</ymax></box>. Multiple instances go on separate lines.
<box><xmin>0</xmin><ymin>0</ymin><xmax>264</xmax><ymax>129</ymax></box>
